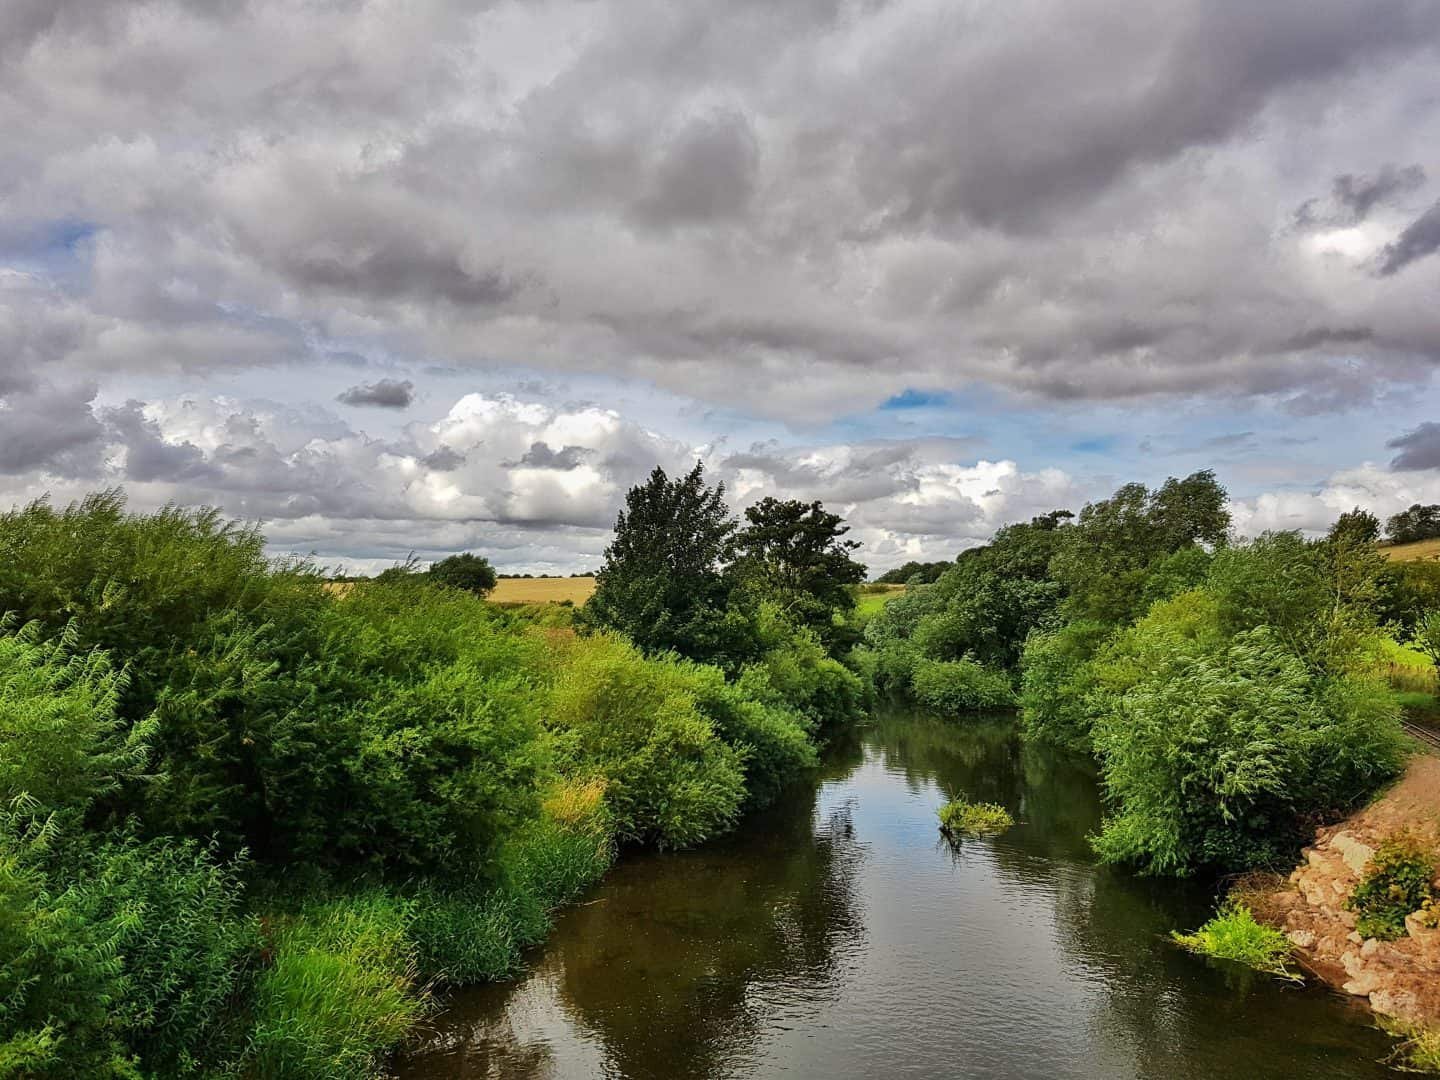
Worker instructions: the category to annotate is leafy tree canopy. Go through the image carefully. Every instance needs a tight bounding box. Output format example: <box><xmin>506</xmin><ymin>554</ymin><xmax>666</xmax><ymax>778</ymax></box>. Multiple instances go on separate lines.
<box><xmin>428</xmin><ymin>552</ymin><xmax>497</xmax><ymax>597</ymax></box>
<box><xmin>1386</xmin><ymin>503</ymin><xmax>1440</xmax><ymax>544</ymax></box>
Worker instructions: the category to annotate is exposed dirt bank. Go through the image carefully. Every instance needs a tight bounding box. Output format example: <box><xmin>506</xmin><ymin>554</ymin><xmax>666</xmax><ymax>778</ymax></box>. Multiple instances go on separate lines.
<box><xmin>1253</xmin><ymin>754</ymin><xmax>1440</xmax><ymax>1024</ymax></box>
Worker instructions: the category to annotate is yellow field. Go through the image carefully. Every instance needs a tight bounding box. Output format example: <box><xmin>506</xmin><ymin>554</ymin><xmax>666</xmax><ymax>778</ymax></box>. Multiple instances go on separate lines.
<box><xmin>1381</xmin><ymin>538</ymin><xmax>1440</xmax><ymax>562</ymax></box>
<box><xmin>489</xmin><ymin>576</ymin><xmax>597</xmax><ymax>604</ymax></box>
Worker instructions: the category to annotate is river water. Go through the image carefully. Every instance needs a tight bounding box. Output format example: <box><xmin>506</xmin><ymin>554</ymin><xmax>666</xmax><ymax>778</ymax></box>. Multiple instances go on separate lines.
<box><xmin>399</xmin><ymin>711</ymin><xmax>1399</xmax><ymax>1079</ymax></box>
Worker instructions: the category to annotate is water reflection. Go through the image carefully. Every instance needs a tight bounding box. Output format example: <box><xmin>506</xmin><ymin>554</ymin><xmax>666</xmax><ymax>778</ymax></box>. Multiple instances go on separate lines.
<box><xmin>401</xmin><ymin>711</ymin><xmax>1398</xmax><ymax>1080</ymax></box>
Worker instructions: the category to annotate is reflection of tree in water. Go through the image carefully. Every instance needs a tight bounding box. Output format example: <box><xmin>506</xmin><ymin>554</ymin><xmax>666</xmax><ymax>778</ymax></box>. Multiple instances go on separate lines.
<box><xmin>545</xmin><ymin>777</ymin><xmax>868</xmax><ymax>1079</ymax></box>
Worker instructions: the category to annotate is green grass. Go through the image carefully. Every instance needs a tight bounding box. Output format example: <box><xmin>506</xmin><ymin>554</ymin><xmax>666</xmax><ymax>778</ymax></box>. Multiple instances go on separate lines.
<box><xmin>853</xmin><ymin>585</ymin><xmax>905</xmax><ymax>618</ymax></box>
<box><xmin>937</xmin><ymin>798</ymin><xmax>1014</xmax><ymax>836</ymax></box>
<box><xmin>1171</xmin><ymin>903</ymin><xmax>1299</xmax><ymax>981</ymax></box>
<box><xmin>248</xmin><ymin>894</ymin><xmax>430</xmax><ymax>1080</ymax></box>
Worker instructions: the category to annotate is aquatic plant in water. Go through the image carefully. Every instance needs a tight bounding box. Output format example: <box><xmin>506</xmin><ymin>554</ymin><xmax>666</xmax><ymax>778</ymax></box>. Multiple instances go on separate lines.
<box><xmin>1171</xmin><ymin>903</ymin><xmax>1300</xmax><ymax>982</ymax></box>
<box><xmin>937</xmin><ymin>798</ymin><xmax>1013</xmax><ymax>837</ymax></box>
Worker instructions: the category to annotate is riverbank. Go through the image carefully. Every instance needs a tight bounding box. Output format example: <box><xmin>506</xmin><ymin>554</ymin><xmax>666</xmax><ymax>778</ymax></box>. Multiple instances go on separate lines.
<box><xmin>1252</xmin><ymin>751</ymin><xmax>1440</xmax><ymax>1033</ymax></box>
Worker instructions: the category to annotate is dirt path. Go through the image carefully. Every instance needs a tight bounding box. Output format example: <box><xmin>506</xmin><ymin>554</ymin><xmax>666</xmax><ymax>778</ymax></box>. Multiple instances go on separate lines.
<box><xmin>1254</xmin><ymin>752</ymin><xmax>1440</xmax><ymax>1024</ymax></box>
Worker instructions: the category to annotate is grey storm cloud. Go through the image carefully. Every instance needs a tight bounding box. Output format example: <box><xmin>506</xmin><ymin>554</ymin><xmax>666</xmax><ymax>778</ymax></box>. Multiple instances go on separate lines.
<box><xmin>0</xmin><ymin>0</ymin><xmax>1437</xmax><ymax>422</ymax></box>
<box><xmin>1296</xmin><ymin>164</ymin><xmax>1427</xmax><ymax>227</ymax></box>
<box><xmin>336</xmin><ymin>379</ymin><xmax>415</xmax><ymax>409</ymax></box>
<box><xmin>0</xmin><ymin>381</ymin><xmax>104</xmax><ymax>476</ymax></box>
<box><xmin>508</xmin><ymin>442</ymin><xmax>592</xmax><ymax>470</ymax></box>
<box><xmin>1388</xmin><ymin>422</ymin><xmax>1440</xmax><ymax>471</ymax></box>
<box><xmin>421</xmin><ymin>446</ymin><xmax>466</xmax><ymax>472</ymax></box>
<box><xmin>1377</xmin><ymin>200</ymin><xmax>1440</xmax><ymax>276</ymax></box>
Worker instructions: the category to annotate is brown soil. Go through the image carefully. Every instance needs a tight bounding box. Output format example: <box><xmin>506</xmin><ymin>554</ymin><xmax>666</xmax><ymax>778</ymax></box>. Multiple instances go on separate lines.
<box><xmin>1251</xmin><ymin>754</ymin><xmax>1440</xmax><ymax>1024</ymax></box>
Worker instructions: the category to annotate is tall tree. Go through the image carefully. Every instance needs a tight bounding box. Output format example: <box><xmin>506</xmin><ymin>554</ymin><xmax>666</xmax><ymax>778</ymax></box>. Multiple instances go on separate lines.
<box><xmin>584</xmin><ymin>463</ymin><xmax>739</xmax><ymax>661</ymax></box>
<box><xmin>730</xmin><ymin>497</ymin><xmax>866</xmax><ymax>643</ymax></box>
<box><xmin>1386</xmin><ymin>504</ymin><xmax>1440</xmax><ymax>544</ymax></box>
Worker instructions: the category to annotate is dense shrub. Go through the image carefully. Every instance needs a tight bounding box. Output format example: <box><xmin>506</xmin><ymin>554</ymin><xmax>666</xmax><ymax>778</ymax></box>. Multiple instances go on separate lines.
<box><xmin>1347</xmin><ymin>832</ymin><xmax>1435</xmax><ymax>941</ymax></box>
<box><xmin>1091</xmin><ymin>624</ymin><xmax>1404</xmax><ymax>875</ymax></box>
<box><xmin>547</xmin><ymin>634</ymin><xmax>747</xmax><ymax>848</ymax></box>
<box><xmin>0</xmin><ymin>817</ymin><xmax>256</xmax><ymax>1079</ymax></box>
<box><xmin>0</xmin><ymin>623</ymin><xmax>151</xmax><ymax>819</ymax></box>
<box><xmin>910</xmin><ymin>657</ymin><xmax>1013</xmax><ymax>714</ymax></box>
<box><xmin>1018</xmin><ymin>620</ymin><xmax>1110</xmax><ymax>750</ymax></box>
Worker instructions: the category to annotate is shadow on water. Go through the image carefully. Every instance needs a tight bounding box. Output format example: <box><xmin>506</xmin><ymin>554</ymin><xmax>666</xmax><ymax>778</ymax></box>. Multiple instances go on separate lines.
<box><xmin>400</xmin><ymin>710</ymin><xmax>1399</xmax><ymax>1080</ymax></box>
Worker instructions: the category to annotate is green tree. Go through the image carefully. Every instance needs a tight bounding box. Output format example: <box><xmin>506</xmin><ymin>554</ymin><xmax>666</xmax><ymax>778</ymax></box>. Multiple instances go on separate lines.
<box><xmin>729</xmin><ymin>497</ymin><xmax>866</xmax><ymax>645</ymax></box>
<box><xmin>428</xmin><ymin>552</ymin><xmax>497</xmax><ymax>597</ymax></box>
<box><xmin>1387</xmin><ymin>503</ymin><xmax>1440</xmax><ymax>544</ymax></box>
<box><xmin>1329</xmin><ymin>507</ymin><xmax>1381</xmax><ymax>546</ymax></box>
<box><xmin>583</xmin><ymin>464</ymin><xmax>742</xmax><ymax>663</ymax></box>
<box><xmin>1050</xmin><ymin>471</ymin><xmax>1229</xmax><ymax>625</ymax></box>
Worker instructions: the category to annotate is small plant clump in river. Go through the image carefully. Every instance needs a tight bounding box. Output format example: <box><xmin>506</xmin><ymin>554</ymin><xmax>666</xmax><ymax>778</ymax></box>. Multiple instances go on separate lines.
<box><xmin>1346</xmin><ymin>831</ymin><xmax>1436</xmax><ymax>941</ymax></box>
<box><xmin>1381</xmin><ymin>1017</ymin><xmax>1440</xmax><ymax>1074</ymax></box>
<box><xmin>1171</xmin><ymin>903</ymin><xmax>1300</xmax><ymax>982</ymax></box>
<box><xmin>937</xmin><ymin>798</ymin><xmax>1014</xmax><ymax>837</ymax></box>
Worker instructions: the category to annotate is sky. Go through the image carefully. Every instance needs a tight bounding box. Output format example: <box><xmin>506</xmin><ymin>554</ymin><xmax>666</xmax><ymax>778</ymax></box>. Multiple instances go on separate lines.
<box><xmin>2</xmin><ymin>0</ymin><xmax>1440</xmax><ymax>575</ymax></box>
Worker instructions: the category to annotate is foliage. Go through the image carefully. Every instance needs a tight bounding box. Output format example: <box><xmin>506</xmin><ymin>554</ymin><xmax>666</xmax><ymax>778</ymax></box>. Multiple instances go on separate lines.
<box><xmin>0</xmin><ymin>624</ymin><xmax>152</xmax><ymax>821</ymax></box>
<box><xmin>1018</xmin><ymin>619</ymin><xmax>1110</xmax><ymax>750</ymax></box>
<box><xmin>1346</xmin><ymin>831</ymin><xmax>1435</xmax><ymax>941</ymax></box>
<box><xmin>1050</xmin><ymin>471</ymin><xmax>1229</xmax><ymax>625</ymax></box>
<box><xmin>427</xmin><ymin>552</ymin><xmax>497</xmax><ymax>597</ymax></box>
<box><xmin>1378</xmin><ymin>560</ymin><xmax>1440</xmax><ymax>636</ymax></box>
<box><xmin>0</xmin><ymin>814</ymin><xmax>257</xmax><ymax>1080</ymax></box>
<box><xmin>1388</xmin><ymin>504</ymin><xmax>1440</xmax><ymax>545</ymax></box>
<box><xmin>937</xmin><ymin>798</ymin><xmax>1013</xmax><ymax>836</ymax></box>
<box><xmin>1206</xmin><ymin>530</ymin><xmax>1385</xmax><ymax>673</ymax></box>
<box><xmin>248</xmin><ymin>894</ymin><xmax>428</xmax><ymax>1080</ymax></box>
<box><xmin>1091</xmin><ymin>605</ymin><xmax>1404</xmax><ymax>875</ymax></box>
<box><xmin>729</xmin><ymin>497</ymin><xmax>866</xmax><ymax>646</ymax></box>
<box><xmin>1330</xmin><ymin>507</ymin><xmax>1382</xmax><ymax>546</ymax></box>
<box><xmin>1416</xmin><ymin>611</ymin><xmax>1440</xmax><ymax>669</ymax></box>
<box><xmin>546</xmin><ymin>633</ymin><xmax>747</xmax><ymax>848</ymax></box>
<box><xmin>1171</xmin><ymin>903</ymin><xmax>1298</xmax><ymax>981</ymax></box>
<box><xmin>911</xmin><ymin>658</ymin><xmax>1013</xmax><ymax>714</ymax></box>
<box><xmin>875</xmin><ymin>560</ymin><xmax>952</xmax><ymax>585</ymax></box>
<box><xmin>1380</xmin><ymin>1017</ymin><xmax>1440</xmax><ymax>1074</ymax></box>
<box><xmin>583</xmin><ymin>463</ymin><xmax>742</xmax><ymax>664</ymax></box>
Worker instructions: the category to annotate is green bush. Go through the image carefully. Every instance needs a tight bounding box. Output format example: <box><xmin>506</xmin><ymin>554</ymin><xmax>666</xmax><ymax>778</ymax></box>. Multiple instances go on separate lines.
<box><xmin>690</xmin><ymin>673</ymin><xmax>817</xmax><ymax>809</ymax></box>
<box><xmin>1091</xmin><ymin>619</ymin><xmax>1405</xmax><ymax>875</ymax></box>
<box><xmin>911</xmin><ymin>658</ymin><xmax>1013</xmax><ymax>714</ymax></box>
<box><xmin>0</xmin><ymin>817</ymin><xmax>257</xmax><ymax>1079</ymax></box>
<box><xmin>1017</xmin><ymin>620</ymin><xmax>1109</xmax><ymax>750</ymax></box>
<box><xmin>1171</xmin><ymin>903</ymin><xmax>1297</xmax><ymax>980</ymax></box>
<box><xmin>547</xmin><ymin>634</ymin><xmax>746</xmax><ymax>848</ymax></box>
<box><xmin>0</xmin><ymin>623</ymin><xmax>151</xmax><ymax>819</ymax></box>
<box><xmin>248</xmin><ymin>894</ymin><xmax>427</xmax><ymax>1080</ymax></box>
<box><xmin>1347</xmin><ymin>832</ymin><xmax>1435</xmax><ymax>941</ymax></box>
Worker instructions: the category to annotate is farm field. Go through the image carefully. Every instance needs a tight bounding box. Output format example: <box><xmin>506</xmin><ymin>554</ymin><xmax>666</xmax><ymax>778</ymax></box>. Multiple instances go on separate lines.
<box><xmin>1381</xmin><ymin>538</ymin><xmax>1440</xmax><ymax>562</ymax></box>
<box><xmin>854</xmin><ymin>583</ymin><xmax>906</xmax><ymax>617</ymax></box>
<box><xmin>490</xmin><ymin>576</ymin><xmax>597</xmax><ymax>604</ymax></box>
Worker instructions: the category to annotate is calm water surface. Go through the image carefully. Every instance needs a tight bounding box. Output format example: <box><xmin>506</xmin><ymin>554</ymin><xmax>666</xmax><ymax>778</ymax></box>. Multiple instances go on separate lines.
<box><xmin>400</xmin><ymin>712</ymin><xmax>1398</xmax><ymax>1079</ymax></box>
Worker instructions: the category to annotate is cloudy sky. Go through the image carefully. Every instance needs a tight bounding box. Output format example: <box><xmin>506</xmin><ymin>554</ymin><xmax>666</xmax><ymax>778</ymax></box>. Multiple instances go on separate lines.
<box><xmin>3</xmin><ymin>0</ymin><xmax>1440</xmax><ymax>573</ymax></box>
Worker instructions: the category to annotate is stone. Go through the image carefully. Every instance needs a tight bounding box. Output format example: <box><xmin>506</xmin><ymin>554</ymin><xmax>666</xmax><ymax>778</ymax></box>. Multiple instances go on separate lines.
<box><xmin>1361</xmin><ymin>937</ymin><xmax>1381</xmax><ymax>958</ymax></box>
<box><xmin>1347</xmin><ymin>931</ymin><xmax>1363</xmax><ymax>945</ymax></box>
<box><xmin>1342</xmin><ymin>950</ymin><xmax>1364</xmax><ymax>976</ymax></box>
<box><xmin>1286</xmin><ymin>929</ymin><xmax>1315</xmax><ymax>948</ymax></box>
<box><xmin>1369</xmin><ymin>988</ymin><xmax>1423</xmax><ymax>1022</ymax></box>
<box><xmin>1332</xmin><ymin>832</ymin><xmax>1376</xmax><ymax>876</ymax></box>
<box><xmin>1343</xmin><ymin>972</ymin><xmax>1384</xmax><ymax>996</ymax></box>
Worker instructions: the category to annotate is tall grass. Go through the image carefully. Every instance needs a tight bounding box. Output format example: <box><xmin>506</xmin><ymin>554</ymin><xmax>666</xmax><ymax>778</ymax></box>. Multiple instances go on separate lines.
<box><xmin>248</xmin><ymin>895</ymin><xmax>428</xmax><ymax>1080</ymax></box>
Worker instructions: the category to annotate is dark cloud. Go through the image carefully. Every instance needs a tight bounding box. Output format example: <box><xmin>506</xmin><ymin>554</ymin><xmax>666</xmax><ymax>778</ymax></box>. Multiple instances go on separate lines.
<box><xmin>102</xmin><ymin>400</ymin><xmax>218</xmax><ymax>483</ymax></box>
<box><xmin>1377</xmin><ymin>199</ymin><xmax>1440</xmax><ymax>276</ymax></box>
<box><xmin>0</xmin><ymin>381</ymin><xmax>103</xmax><ymax>475</ymax></box>
<box><xmin>421</xmin><ymin>446</ymin><xmax>466</xmax><ymax>471</ymax></box>
<box><xmin>1296</xmin><ymin>163</ymin><xmax>1427</xmax><ymax>227</ymax></box>
<box><xmin>507</xmin><ymin>442</ymin><xmax>592</xmax><ymax>470</ymax></box>
<box><xmin>631</xmin><ymin>110</ymin><xmax>760</xmax><ymax>227</ymax></box>
<box><xmin>1388</xmin><ymin>421</ymin><xmax>1440</xmax><ymax>471</ymax></box>
<box><xmin>336</xmin><ymin>379</ymin><xmax>415</xmax><ymax>408</ymax></box>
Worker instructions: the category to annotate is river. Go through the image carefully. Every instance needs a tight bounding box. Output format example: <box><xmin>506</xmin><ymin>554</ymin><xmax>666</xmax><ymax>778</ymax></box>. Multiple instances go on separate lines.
<box><xmin>399</xmin><ymin>711</ymin><xmax>1400</xmax><ymax>1079</ymax></box>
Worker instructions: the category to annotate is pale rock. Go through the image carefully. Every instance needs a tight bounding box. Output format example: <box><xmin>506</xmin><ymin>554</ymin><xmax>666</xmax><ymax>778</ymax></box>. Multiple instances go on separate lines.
<box><xmin>1361</xmin><ymin>938</ymin><xmax>1380</xmax><ymax>958</ymax></box>
<box><xmin>1341</xmin><ymin>950</ymin><xmax>1364</xmax><ymax>976</ymax></box>
<box><xmin>1343</xmin><ymin>972</ymin><xmax>1384</xmax><ymax>996</ymax></box>
<box><xmin>1332</xmin><ymin>832</ymin><xmax>1375</xmax><ymax>876</ymax></box>
<box><xmin>1286</xmin><ymin>929</ymin><xmax>1315</xmax><ymax>948</ymax></box>
<box><xmin>1370</xmin><ymin>988</ymin><xmax>1423</xmax><ymax>1022</ymax></box>
<box><xmin>1347</xmin><ymin>931</ymin><xmax>1363</xmax><ymax>945</ymax></box>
